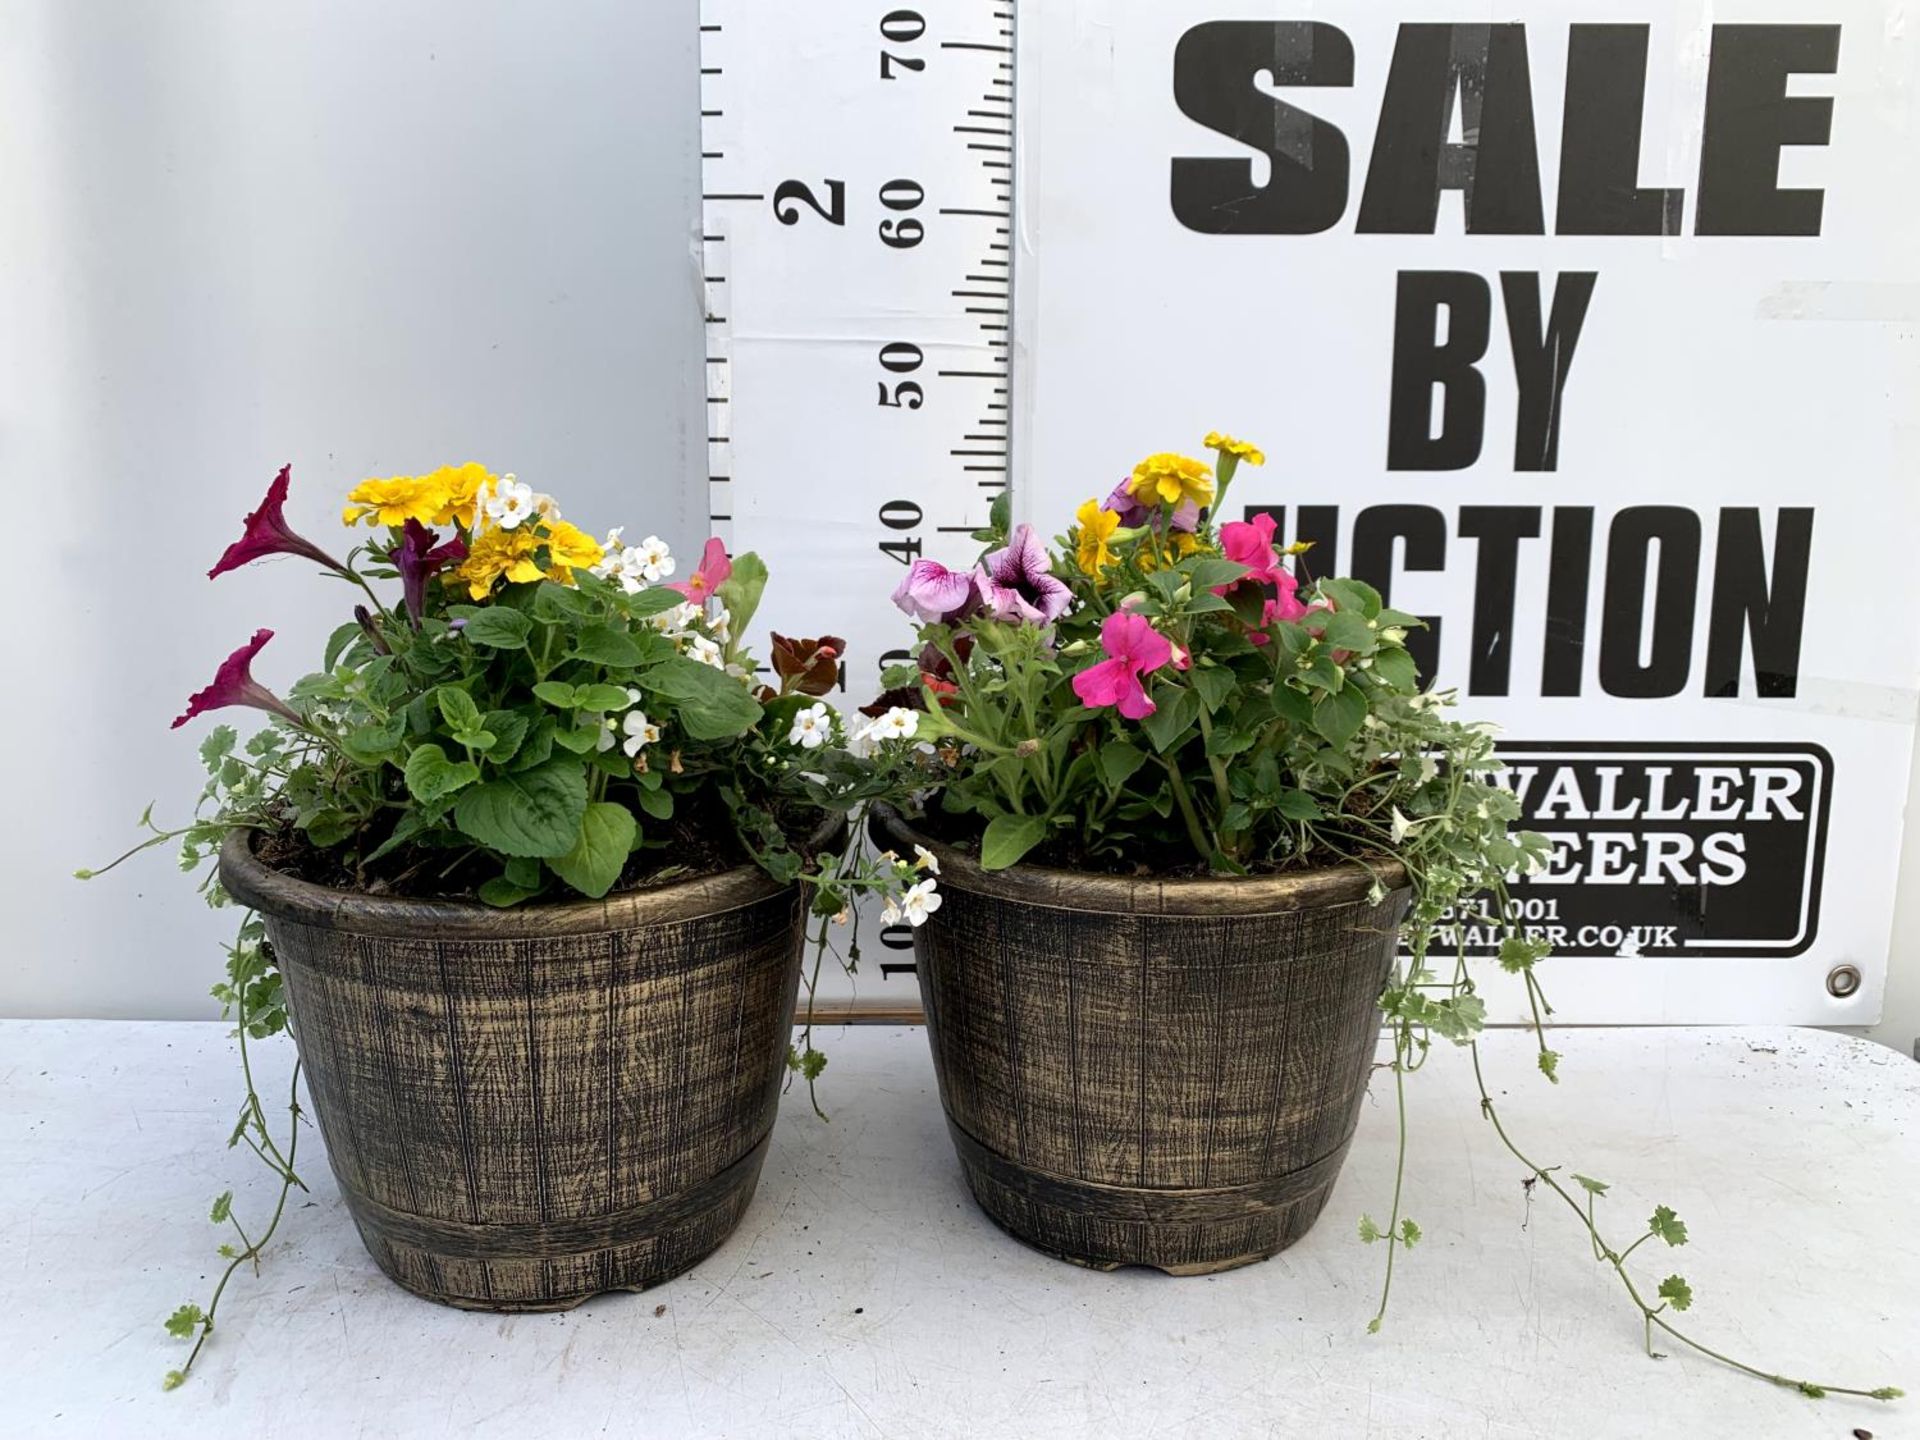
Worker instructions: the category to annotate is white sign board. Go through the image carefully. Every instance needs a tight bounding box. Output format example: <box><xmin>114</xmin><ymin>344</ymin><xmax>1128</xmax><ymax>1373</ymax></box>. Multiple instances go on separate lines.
<box><xmin>1017</xmin><ymin>2</ymin><xmax>1920</xmax><ymax>1023</ymax></box>
<box><xmin>704</xmin><ymin>2</ymin><xmax>1920</xmax><ymax>1022</ymax></box>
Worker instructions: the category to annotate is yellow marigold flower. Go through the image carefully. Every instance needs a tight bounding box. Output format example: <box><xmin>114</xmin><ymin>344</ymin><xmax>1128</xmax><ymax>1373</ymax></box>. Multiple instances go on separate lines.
<box><xmin>1136</xmin><ymin>531</ymin><xmax>1209</xmax><ymax>573</ymax></box>
<box><xmin>1127</xmin><ymin>452</ymin><xmax>1215</xmax><ymax>510</ymax></box>
<box><xmin>455</xmin><ymin>525</ymin><xmax>544</xmax><ymax>599</ymax></box>
<box><xmin>1204</xmin><ymin>432</ymin><xmax>1266</xmax><ymax>467</ymax></box>
<box><xmin>341</xmin><ymin>475</ymin><xmax>441</xmax><ymax>528</ymax></box>
<box><xmin>424</xmin><ymin>462</ymin><xmax>496</xmax><ymax>529</ymax></box>
<box><xmin>541</xmin><ymin>519</ymin><xmax>604</xmax><ymax>583</ymax></box>
<box><xmin>1073</xmin><ymin>497</ymin><xmax>1121</xmax><ymax>579</ymax></box>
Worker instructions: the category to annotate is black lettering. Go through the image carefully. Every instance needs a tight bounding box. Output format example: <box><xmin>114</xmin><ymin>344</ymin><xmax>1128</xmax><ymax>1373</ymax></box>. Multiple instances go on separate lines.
<box><xmin>1357</xmin><ymin>24</ymin><xmax>1544</xmax><ymax>235</ymax></box>
<box><xmin>1353</xmin><ymin>505</ymin><xmax>1446</xmax><ymax>679</ymax></box>
<box><xmin>1459</xmin><ymin>506</ymin><xmax>1542</xmax><ymax>695</ymax></box>
<box><xmin>1704</xmin><ymin>508</ymin><xmax>1814</xmax><ymax>697</ymax></box>
<box><xmin>1557</xmin><ymin>25</ymin><xmax>1685</xmax><ymax>236</ymax></box>
<box><xmin>1388</xmin><ymin>271</ymin><xmax>1489</xmax><ymax>470</ymax></box>
<box><xmin>1171</xmin><ymin>22</ymin><xmax>1354</xmax><ymax>235</ymax></box>
<box><xmin>1501</xmin><ymin>271</ymin><xmax>1597</xmax><ymax>471</ymax></box>
<box><xmin>1696</xmin><ymin>25</ymin><xmax>1839</xmax><ymax>236</ymax></box>
<box><xmin>1599</xmin><ymin>506</ymin><xmax>1701</xmax><ymax>698</ymax></box>
<box><xmin>1541</xmin><ymin>506</ymin><xmax>1595</xmax><ymax>696</ymax></box>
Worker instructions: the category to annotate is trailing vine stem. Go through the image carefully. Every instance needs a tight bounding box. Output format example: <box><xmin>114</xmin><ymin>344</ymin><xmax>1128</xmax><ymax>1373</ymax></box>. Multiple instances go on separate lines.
<box><xmin>162</xmin><ymin>913</ymin><xmax>309</xmax><ymax>1391</ymax></box>
<box><xmin>1461</xmin><ymin>1042</ymin><xmax>1901</xmax><ymax>1403</ymax></box>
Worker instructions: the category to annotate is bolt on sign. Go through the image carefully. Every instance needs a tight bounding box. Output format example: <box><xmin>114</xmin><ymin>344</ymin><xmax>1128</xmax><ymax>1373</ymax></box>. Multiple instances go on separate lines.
<box><xmin>704</xmin><ymin>2</ymin><xmax>1920</xmax><ymax>1022</ymax></box>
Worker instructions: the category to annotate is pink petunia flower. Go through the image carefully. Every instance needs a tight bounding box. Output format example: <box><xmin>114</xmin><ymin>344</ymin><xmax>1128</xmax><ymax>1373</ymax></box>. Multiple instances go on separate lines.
<box><xmin>1217</xmin><ymin>512</ymin><xmax>1312</xmax><ymax>637</ymax></box>
<box><xmin>1072</xmin><ymin>610</ymin><xmax>1173</xmax><ymax>720</ymax></box>
<box><xmin>668</xmin><ymin>537</ymin><xmax>733</xmax><ymax>603</ymax></box>
<box><xmin>171</xmin><ymin>630</ymin><xmax>303</xmax><ymax>730</ymax></box>
<box><xmin>975</xmin><ymin>524</ymin><xmax>1072</xmax><ymax>626</ymax></box>
<box><xmin>207</xmin><ymin>465</ymin><xmax>348</xmax><ymax>580</ymax></box>
<box><xmin>891</xmin><ymin>559</ymin><xmax>978</xmax><ymax>624</ymax></box>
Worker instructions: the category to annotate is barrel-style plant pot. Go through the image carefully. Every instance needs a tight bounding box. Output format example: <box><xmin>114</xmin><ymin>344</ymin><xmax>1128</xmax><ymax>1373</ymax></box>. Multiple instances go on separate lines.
<box><xmin>220</xmin><ymin>831</ymin><xmax>808</xmax><ymax>1312</ymax></box>
<box><xmin>874</xmin><ymin>807</ymin><xmax>1411</xmax><ymax>1275</ymax></box>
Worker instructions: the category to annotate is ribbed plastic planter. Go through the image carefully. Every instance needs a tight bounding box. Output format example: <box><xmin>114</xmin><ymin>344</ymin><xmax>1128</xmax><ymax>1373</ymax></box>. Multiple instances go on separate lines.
<box><xmin>875</xmin><ymin>806</ymin><xmax>1411</xmax><ymax>1274</ymax></box>
<box><xmin>220</xmin><ymin>830</ymin><xmax>808</xmax><ymax>1311</ymax></box>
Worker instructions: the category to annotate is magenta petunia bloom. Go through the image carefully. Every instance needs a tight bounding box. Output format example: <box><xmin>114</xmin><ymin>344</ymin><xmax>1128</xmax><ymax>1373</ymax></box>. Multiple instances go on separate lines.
<box><xmin>1216</xmin><ymin>512</ymin><xmax>1310</xmax><ymax>633</ymax></box>
<box><xmin>207</xmin><ymin>465</ymin><xmax>348</xmax><ymax>580</ymax></box>
<box><xmin>669</xmin><ymin>537</ymin><xmax>732</xmax><ymax>603</ymax></box>
<box><xmin>891</xmin><ymin>559</ymin><xmax>978</xmax><ymax>624</ymax></box>
<box><xmin>171</xmin><ymin>629</ymin><xmax>303</xmax><ymax>730</ymax></box>
<box><xmin>976</xmin><ymin>524</ymin><xmax>1072</xmax><ymax>626</ymax></box>
<box><xmin>1072</xmin><ymin>610</ymin><xmax>1173</xmax><ymax>720</ymax></box>
<box><xmin>395</xmin><ymin>519</ymin><xmax>467</xmax><ymax>626</ymax></box>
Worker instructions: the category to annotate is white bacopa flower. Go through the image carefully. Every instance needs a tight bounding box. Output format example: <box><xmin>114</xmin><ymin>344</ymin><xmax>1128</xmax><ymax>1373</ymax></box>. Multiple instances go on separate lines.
<box><xmin>1417</xmin><ymin>754</ymin><xmax>1439</xmax><ymax>786</ymax></box>
<box><xmin>635</xmin><ymin>536</ymin><xmax>675</xmax><ymax>583</ymax></box>
<box><xmin>1390</xmin><ymin>806</ymin><xmax>1413</xmax><ymax>845</ymax></box>
<box><xmin>686</xmin><ymin>634</ymin><xmax>725</xmax><ymax>669</ymax></box>
<box><xmin>650</xmin><ymin>600</ymin><xmax>699</xmax><ymax>635</ymax></box>
<box><xmin>709</xmin><ymin>606</ymin><xmax>732</xmax><ymax>643</ymax></box>
<box><xmin>596</xmin><ymin>715</ymin><xmax>619</xmax><ymax>752</ymax></box>
<box><xmin>622</xmin><ymin>710</ymin><xmax>661</xmax><ymax>757</ymax></box>
<box><xmin>485</xmin><ymin>476</ymin><xmax>535</xmax><ymax>529</ymax></box>
<box><xmin>880</xmin><ymin>897</ymin><xmax>902</xmax><ymax>927</ymax></box>
<box><xmin>913</xmin><ymin>843</ymin><xmax>940</xmax><ymax>876</ymax></box>
<box><xmin>1366</xmin><ymin>878</ymin><xmax>1387</xmax><ymax>905</ymax></box>
<box><xmin>789</xmin><ymin>702</ymin><xmax>831</xmax><ymax>749</ymax></box>
<box><xmin>900</xmin><ymin>879</ymin><xmax>942</xmax><ymax>927</ymax></box>
<box><xmin>532</xmin><ymin>493</ymin><xmax>562</xmax><ymax>522</ymax></box>
<box><xmin>870</xmin><ymin>706</ymin><xmax>919</xmax><ymax>742</ymax></box>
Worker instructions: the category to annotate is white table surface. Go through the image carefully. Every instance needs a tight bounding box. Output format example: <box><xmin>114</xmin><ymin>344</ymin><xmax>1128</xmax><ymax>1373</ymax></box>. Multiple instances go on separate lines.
<box><xmin>2</xmin><ymin>1019</ymin><xmax>1914</xmax><ymax>1439</ymax></box>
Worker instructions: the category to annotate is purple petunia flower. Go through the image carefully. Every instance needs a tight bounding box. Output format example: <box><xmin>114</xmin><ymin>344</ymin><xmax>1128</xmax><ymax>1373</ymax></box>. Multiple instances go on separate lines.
<box><xmin>1101</xmin><ymin>478</ymin><xmax>1198</xmax><ymax>533</ymax></box>
<box><xmin>171</xmin><ymin>629</ymin><xmax>303</xmax><ymax>730</ymax></box>
<box><xmin>207</xmin><ymin>465</ymin><xmax>348</xmax><ymax>580</ymax></box>
<box><xmin>891</xmin><ymin>558</ymin><xmax>979</xmax><ymax>624</ymax></box>
<box><xmin>395</xmin><ymin>519</ymin><xmax>468</xmax><ymax>626</ymax></box>
<box><xmin>975</xmin><ymin>524</ymin><xmax>1072</xmax><ymax>626</ymax></box>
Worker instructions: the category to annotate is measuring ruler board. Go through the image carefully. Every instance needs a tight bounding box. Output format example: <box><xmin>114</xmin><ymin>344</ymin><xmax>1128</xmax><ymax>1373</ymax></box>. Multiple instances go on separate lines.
<box><xmin>698</xmin><ymin>0</ymin><xmax>1019</xmax><ymax>1003</ymax></box>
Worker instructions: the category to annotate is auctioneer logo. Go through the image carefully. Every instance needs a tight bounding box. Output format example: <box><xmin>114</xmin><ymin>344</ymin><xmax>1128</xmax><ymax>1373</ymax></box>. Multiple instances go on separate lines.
<box><xmin>1434</xmin><ymin>742</ymin><xmax>1833</xmax><ymax>959</ymax></box>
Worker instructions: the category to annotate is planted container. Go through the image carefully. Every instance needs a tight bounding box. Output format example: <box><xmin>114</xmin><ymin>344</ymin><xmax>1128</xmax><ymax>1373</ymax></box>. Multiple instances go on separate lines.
<box><xmin>222</xmin><ymin>831</ymin><xmax>806</xmax><ymax>1311</ymax></box>
<box><xmin>875</xmin><ymin>807</ymin><xmax>1409</xmax><ymax>1275</ymax></box>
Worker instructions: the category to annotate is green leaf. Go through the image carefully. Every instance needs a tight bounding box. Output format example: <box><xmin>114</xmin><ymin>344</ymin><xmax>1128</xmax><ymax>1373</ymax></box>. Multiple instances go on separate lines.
<box><xmin>478</xmin><ymin>875</ymin><xmax>544</xmax><ymax>908</ymax></box>
<box><xmin>715</xmin><ymin>550</ymin><xmax>769</xmax><ymax>637</ymax></box>
<box><xmin>479</xmin><ymin>709</ymin><xmax>530</xmax><ymax>766</ymax></box>
<box><xmin>1649</xmin><ymin>1205</ymin><xmax>1688</xmax><ymax>1247</ymax></box>
<box><xmin>1099</xmin><ymin>741</ymin><xmax>1150</xmax><ymax>789</ymax></box>
<box><xmin>403</xmin><ymin>744</ymin><xmax>481</xmax><ymax>805</ymax></box>
<box><xmin>1319</xmin><ymin>609</ymin><xmax>1378</xmax><ymax>653</ymax></box>
<box><xmin>1357</xmin><ymin>1215</ymin><xmax>1382</xmax><ymax>1244</ymax></box>
<box><xmin>435</xmin><ymin>686</ymin><xmax>483</xmax><ymax>734</ymax></box>
<box><xmin>1183</xmin><ymin>556</ymin><xmax>1250</xmax><ymax>592</ymax></box>
<box><xmin>1140</xmin><ymin>686</ymin><xmax>1199</xmax><ymax>754</ymax></box>
<box><xmin>1312</xmin><ymin>684</ymin><xmax>1368</xmax><ymax>747</ymax></box>
<box><xmin>571</xmin><ymin>625</ymin><xmax>645</xmax><ymax>668</ymax></box>
<box><xmin>1657</xmin><ymin>1274</ymin><xmax>1693</xmax><ymax>1312</ymax></box>
<box><xmin>209</xmin><ymin>1191</ymin><xmax>233</xmax><ymax>1224</ymax></box>
<box><xmin>980</xmin><ymin>813</ymin><xmax>1047</xmax><ymax>871</ymax></box>
<box><xmin>1573</xmin><ymin>1174</ymin><xmax>1610</xmax><ymax>1197</ymax></box>
<box><xmin>164</xmin><ymin>1304</ymin><xmax>204</xmax><ymax>1339</ymax></box>
<box><xmin>572</xmin><ymin>683</ymin><xmax>635</xmax><ymax>712</ymax></box>
<box><xmin>1320</xmin><ymin>577</ymin><xmax>1382</xmax><ymax>618</ymax></box>
<box><xmin>453</xmin><ymin>758</ymin><xmax>589</xmax><ymax>858</ymax></box>
<box><xmin>624</xmin><ymin>586</ymin><xmax>687</xmax><ymax>620</ymax></box>
<box><xmin>1371</xmin><ymin>646</ymin><xmax>1418</xmax><ymax>692</ymax></box>
<box><xmin>636</xmin><ymin>786</ymin><xmax>673</xmax><ymax>822</ymax></box>
<box><xmin>531</xmin><ymin>582</ymin><xmax>600</xmax><ymax>622</ymax></box>
<box><xmin>546</xmin><ymin>802</ymin><xmax>638</xmax><ymax>899</ymax></box>
<box><xmin>460</xmin><ymin>607</ymin><xmax>533</xmax><ymax>649</ymax></box>
<box><xmin>1190</xmin><ymin>666</ymin><xmax>1237</xmax><ymax>714</ymax></box>
<box><xmin>532</xmin><ymin>681</ymin><xmax>577</xmax><ymax>708</ymax></box>
<box><xmin>1274</xmin><ymin>789</ymin><xmax>1323</xmax><ymax>821</ymax></box>
<box><xmin>1537</xmin><ymin>1047</ymin><xmax>1562</xmax><ymax>1082</ymax></box>
<box><xmin>341</xmin><ymin>714</ymin><xmax>407</xmax><ymax>765</ymax></box>
<box><xmin>199</xmin><ymin>725</ymin><xmax>238</xmax><ymax>768</ymax></box>
<box><xmin>552</xmin><ymin>723</ymin><xmax>603</xmax><ymax>754</ymax></box>
<box><xmin>162</xmin><ymin>1370</ymin><xmax>186</xmax><ymax>1391</ymax></box>
<box><xmin>640</xmin><ymin>657</ymin><xmax>763</xmax><ymax>740</ymax></box>
<box><xmin>1398</xmin><ymin>1218</ymin><xmax>1421</xmax><ymax>1248</ymax></box>
<box><xmin>1498</xmin><ymin>935</ymin><xmax>1551</xmax><ymax>973</ymax></box>
<box><xmin>1270</xmin><ymin>684</ymin><xmax>1314</xmax><ymax>728</ymax></box>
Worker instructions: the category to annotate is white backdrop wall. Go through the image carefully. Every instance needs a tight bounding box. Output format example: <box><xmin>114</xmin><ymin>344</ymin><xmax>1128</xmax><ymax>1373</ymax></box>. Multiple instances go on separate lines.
<box><xmin>2</xmin><ymin>4</ymin><xmax>1916</xmax><ymax>1058</ymax></box>
<box><xmin>0</xmin><ymin>1</ymin><xmax>705</xmax><ymax>1020</ymax></box>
